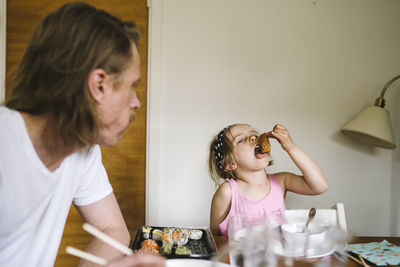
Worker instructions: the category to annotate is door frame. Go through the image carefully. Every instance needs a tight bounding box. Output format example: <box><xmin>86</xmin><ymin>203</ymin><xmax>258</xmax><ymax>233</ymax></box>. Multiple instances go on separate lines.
<box><xmin>0</xmin><ymin>1</ymin><xmax>6</xmax><ymax>104</ymax></box>
<box><xmin>146</xmin><ymin>0</ymin><xmax>163</xmax><ymax>225</ymax></box>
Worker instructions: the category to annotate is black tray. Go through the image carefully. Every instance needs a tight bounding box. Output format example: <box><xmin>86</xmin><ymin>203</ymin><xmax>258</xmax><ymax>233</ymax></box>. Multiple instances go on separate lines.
<box><xmin>130</xmin><ymin>226</ymin><xmax>217</xmax><ymax>259</ymax></box>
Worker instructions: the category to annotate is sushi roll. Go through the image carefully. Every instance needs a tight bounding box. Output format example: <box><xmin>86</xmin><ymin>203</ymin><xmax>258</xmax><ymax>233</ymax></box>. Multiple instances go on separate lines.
<box><xmin>142</xmin><ymin>226</ymin><xmax>152</xmax><ymax>239</ymax></box>
<box><xmin>140</xmin><ymin>239</ymin><xmax>159</xmax><ymax>250</ymax></box>
<box><xmin>172</xmin><ymin>228</ymin><xmax>189</xmax><ymax>245</ymax></box>
<box><xmin>161</xmin><ymin>227</ymin><xmax>174</xmax><ymax>245</ymax></box>
<box><xmin>138</xmin><ymin>239</ymin><xmax>160</xmax><ymax>255</ymax></box>
<box><xmin>152</xmin><ymin>229</ymin><xmax>163</xmax><ymax>241</ymax></box>
<box><xmin>189</xmin><ymin>229</ymin><xmax>203</xmax><ymax>240</ymax></box>
<box><xmin>137</xmin><ymin>246</ymin><xmax>159</xmax><ymax>255</ymax></box>
<box><xmin>160</xmin><ymin>243</ymin><xmax>173</xmax><ymax>256</ymax></box>
<box><xmin>175</xmin><ymin>245</ymin><xmax>192</xmax><ymax>255</ymax></box>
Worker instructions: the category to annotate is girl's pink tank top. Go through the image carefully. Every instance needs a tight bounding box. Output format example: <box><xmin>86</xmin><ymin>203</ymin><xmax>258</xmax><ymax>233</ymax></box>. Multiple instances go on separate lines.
<box><xmin>218</xmin><ymin>174</ymin><xmax>286</xmax><ymax>237</ymax></box>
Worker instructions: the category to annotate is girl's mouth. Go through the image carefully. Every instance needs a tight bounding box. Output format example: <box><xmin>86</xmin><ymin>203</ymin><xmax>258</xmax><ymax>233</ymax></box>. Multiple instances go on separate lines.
<box><xmin>255</xmin><ymin>144</ymin><xmax>267</xmax><ymax>159</ymax></box>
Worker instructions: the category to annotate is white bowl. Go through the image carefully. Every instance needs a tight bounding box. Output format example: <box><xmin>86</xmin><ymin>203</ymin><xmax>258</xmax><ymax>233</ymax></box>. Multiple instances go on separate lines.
<box><xmin>281</xmin><ymin>223</ymin><xmax>326</xmax><ymax>257</ymax></box>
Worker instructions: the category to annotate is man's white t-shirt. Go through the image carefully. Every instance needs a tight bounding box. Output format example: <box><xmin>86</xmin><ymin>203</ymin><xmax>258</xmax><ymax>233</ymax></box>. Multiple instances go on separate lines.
<box><xmin>0</xmin><ymin>106</ymin><xmax>113</xmax><ymax>267</ymax></box>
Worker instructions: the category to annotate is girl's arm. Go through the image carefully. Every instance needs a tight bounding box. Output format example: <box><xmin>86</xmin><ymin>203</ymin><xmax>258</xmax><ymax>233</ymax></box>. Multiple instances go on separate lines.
<box><xmin>269</xmin><ymin>124</ymin><xmax>329</xmax><ymax>195</ymax></box>
<box><xmin>210</xmin><ymin>182</ymin><xmax>232</xmax><ymax>236</ymax></box>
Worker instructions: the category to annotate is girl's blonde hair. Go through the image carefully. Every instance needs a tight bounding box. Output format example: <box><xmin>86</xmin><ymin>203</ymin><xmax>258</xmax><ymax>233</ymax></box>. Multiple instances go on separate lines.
<box><xmin>208</xmin><ymin>123</ymin><xmax>272</xmax><ymax>187</ymax></box>
<box><xmin>208</xmin><ymin>124</ymin><xmax>237</xmax><ymax>186</ymax></box>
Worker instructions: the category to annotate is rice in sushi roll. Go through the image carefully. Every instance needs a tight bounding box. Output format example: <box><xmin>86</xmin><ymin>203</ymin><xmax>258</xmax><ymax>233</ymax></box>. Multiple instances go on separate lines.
<box><xmin>175</xmin><ymin>245</ymin><xmax>192</xmax><ymax>255</ymax></box>
<box><xmin>140</xmin><ymin>239</ymin><xmax>159</xmax><ymax>250</ymax></box>
<box><xmin>142</xmin><ymin>226</ymin><xmax>152</xmax><ymax>239</ymax></box>
<box><xmin>172</xmin><ymin>228</ymin><xmax>189</xmax><ymax>245</ymax></box>
<box><xmin>152</xmin><ymin>229</ymin><xmax>163</xmax><ymax>241</ymax></box>
<box><xmin>160</xmin><ymin>243</ymin><xmax>173</xmax><ymax>255</ymax></box>
<box><xmin>138</xmin><ymin>239</ymin><xmax>160</xmax><ymax>255</ymax></box>
<box><xmin>189</xmin><ymin>229</ymin><xmax>203</xmax><ymax>240</ymax></box>
<box><xmin>161</xmin><ymin>227</ymin><xmax>174</xmax><ymax>245</ymax></box>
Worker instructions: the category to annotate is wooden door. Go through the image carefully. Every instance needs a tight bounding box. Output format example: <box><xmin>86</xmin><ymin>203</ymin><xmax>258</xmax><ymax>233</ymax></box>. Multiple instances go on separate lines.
<box><xmin>6</xmin><ymin>1</ymin><xmax>148</xmax><ymax>266</ymax></box>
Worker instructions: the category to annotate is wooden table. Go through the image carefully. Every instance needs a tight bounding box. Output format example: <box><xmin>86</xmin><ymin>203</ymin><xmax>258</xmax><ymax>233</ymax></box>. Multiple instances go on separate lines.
<box><xmin>213</xmin><ymin>235</ymin><xmax>400</xmax><ymax>266</ymax></box>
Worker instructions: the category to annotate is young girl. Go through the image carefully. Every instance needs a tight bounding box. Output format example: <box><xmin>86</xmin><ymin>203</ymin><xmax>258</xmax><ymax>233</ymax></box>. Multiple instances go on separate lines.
<box><xmin>208</xmin><ymin>123</ymin><xmax>328</xmax><ymax>237</ymax></box>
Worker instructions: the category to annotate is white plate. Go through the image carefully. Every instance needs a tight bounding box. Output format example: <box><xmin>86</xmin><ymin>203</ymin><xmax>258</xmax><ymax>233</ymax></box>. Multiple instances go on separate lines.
<box><xmin>272</xmin><ymin>242</ymin><xmax>336</xmax><ymax>259</ymax></box>
<box><xmin>166</xmin><ymin>259</ymin><xmax>231</xmax><ymax>267</ymax></box>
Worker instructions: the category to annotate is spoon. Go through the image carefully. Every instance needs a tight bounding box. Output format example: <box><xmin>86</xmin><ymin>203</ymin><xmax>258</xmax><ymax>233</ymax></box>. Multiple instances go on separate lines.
<box><xmin>303</xmin><ymin>208</ymin><xmax>316</xmax><ymax>257</ymax></box>
<box><xmin>304</xmin><ymin>207</ymin><xmax>316</xmax><ymax>232</ymax></box>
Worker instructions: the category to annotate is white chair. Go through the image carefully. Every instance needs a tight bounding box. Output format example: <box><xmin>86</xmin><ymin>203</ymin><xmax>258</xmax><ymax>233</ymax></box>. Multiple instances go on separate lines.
<box><xmin>284</xmin><ymin>203</ymin><xmax>347</xmax><ymax>233</ymax></box>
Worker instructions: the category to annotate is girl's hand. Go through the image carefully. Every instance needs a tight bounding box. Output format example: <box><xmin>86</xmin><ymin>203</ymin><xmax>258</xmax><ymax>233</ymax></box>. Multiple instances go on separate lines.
<box><xmin>266</xmin><ymin>124</ymin><xmax>296</xmax><ymax>152</ymax></box>
<box><xmin>269</xmin><ymin>124</ymin><xmax>329</xmax><ymax>195</ymax></box>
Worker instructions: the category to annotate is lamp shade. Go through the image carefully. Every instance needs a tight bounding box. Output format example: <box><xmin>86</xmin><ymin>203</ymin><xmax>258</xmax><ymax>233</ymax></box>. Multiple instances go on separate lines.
<box><xmin>341</xmin><ymin>105</ymin><xmax>396</xmax><ymax>149</ymax></box>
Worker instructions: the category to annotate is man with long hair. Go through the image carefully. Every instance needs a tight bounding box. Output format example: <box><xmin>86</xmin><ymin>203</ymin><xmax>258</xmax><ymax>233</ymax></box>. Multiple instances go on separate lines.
<box><xmin>0</xmin><ymin>2</ymin><xmax>164</xmax><ymax>267</ymax></box>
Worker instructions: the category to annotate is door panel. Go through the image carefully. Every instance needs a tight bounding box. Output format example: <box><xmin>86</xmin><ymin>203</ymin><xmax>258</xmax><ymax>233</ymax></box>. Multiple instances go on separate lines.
<box><xmin>6</xmin><ymin>1</ymin><xmax>148</xmax><ymax>266</ymax></box>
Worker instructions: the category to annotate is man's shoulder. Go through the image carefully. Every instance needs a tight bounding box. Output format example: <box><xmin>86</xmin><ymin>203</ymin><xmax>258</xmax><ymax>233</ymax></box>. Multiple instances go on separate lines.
<box><xmin>0</xmin><ymin>105</ymin><xmax>17</xmax><ymax>120</ymax></box>
<box><xmin>72</xmin><ymin>145</ymin><xmax>100</xmax><ymax>159</ymax></box>
<box><xmin>0</xmin><ymin>106</ymin><xmax>23</xmax><ymax>138</ymax></box>
<box><xmin>68</xmin><ymin>145</ymin><xmax>103</xmax><ymax>173</ymax></box>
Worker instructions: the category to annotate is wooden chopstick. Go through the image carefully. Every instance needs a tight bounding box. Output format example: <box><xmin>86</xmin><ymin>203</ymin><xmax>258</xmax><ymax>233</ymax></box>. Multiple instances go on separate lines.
<box><xmin>66</xmin><ymin>223</ymin><xmax>134</xmax><ymax>264</ymax></box>
<box><xmin>358</xmin><ymin>254</ymin><xmax>370</xmax><ymax>267</ymax></box>
<box><xmin>66</xmin><ymin>246</ymin><xmax>107</xmax><ymax>266</ymax></box>
<box><xmin>343</xmin><ymin>251</ymin><xmax>363</xmax><ymax>265</ymax></box>
<box><xmin>82</xmin><ymin>223</ymin><xmax>133</xmax><ymax>256</ymax></box>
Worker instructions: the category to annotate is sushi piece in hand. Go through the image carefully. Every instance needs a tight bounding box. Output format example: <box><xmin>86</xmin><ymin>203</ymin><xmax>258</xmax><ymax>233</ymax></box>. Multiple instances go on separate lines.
<box><xmin>258</xmin><ymin>133</ymin><xmax>271</xmax><ymax>153</ymax></box>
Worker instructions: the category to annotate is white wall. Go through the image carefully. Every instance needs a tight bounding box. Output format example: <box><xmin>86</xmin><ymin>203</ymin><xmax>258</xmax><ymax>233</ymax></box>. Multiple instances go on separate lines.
<box><xmin>146</xmin><ymin>0</ymin><xmax>400</xmax><ymax>236</ymax></box>
<box><xmin>391</xmin><ymin>87</ymin><xmax>400</xmax><ymax>234</ymax></box>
